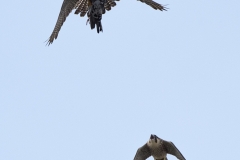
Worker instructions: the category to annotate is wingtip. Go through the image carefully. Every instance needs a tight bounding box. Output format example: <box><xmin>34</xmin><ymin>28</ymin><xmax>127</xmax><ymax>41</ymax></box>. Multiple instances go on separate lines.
<box><xmin>162</xmin><ymin>4</ymin><xmax>169</xmax><ymax>11</ymax></box>
<box><xmin>44</xmin><ymin>37</ymin><xmax>54</xmax><ymax>46</ymax></box>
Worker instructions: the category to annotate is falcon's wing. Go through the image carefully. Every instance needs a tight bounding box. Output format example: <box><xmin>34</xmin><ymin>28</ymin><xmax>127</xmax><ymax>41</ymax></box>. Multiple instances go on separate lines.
<box><xmin>74</xmin><ymin>0</ymin><xmax>89</xmax><ymax>16</ymax></box>
<box><xmin>74</xmin><ymin>0</ymin><xmax>120</xmax><ymax>16</ymax></box>
<box><xmin>134</xmin><ymin>143</ymin><xmax>151</xmax><ymax>160</ymax></box>
<box><xmin>104</xmin><ymin>0</ymin><xmax>119</xmax><ymax>11</ymax></box>
<box><xmin>47</xmin><ymin>0</ymin><xmax>119</xmax><ymax>45</ymax></box>
<box><xmin>47</xmin><ymin>0</ymin><xmax>80</xmax><ymax>45</ymax></box>
<box><xmin>162</xmin><ymin>140</ymin><xmax>186</xmax><ymax>160</ymax></box>
<box><xmin>137</xmin><ymin>0</ymin><xmax>167</xmax><ymax>11</ymax></box>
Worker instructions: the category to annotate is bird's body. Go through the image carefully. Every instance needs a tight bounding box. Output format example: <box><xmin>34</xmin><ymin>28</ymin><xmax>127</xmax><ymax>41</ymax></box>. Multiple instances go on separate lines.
<box><xmin>87</xmin><ymin>0</ymin><xmax>105</xmax><ymax>33</ymax></box>
<box><xmin>47</xmin><ymin>0</ymin><xmax>167</xmax><ymax>45</ymax></box>
<box><xmin>134</xmin><ymin>134</ymin><xmax>186</xmax><ymax>160</ymax></box>
<box><xmin>148</xmin><ymin>138</ymin><xmax>167</xmax><ymax>160</ymax></box>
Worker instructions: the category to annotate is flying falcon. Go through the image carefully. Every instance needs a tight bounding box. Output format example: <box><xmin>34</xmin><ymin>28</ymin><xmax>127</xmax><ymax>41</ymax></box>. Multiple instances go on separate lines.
<box><xmin>47</xmin><ymin>0</ymin><xmax>167</xmax><ymax>45</ymax></box>
<box><xmin>134</xmin><ymin>134</ymin><xmax>186</xmax><ymax>160</ymax></box>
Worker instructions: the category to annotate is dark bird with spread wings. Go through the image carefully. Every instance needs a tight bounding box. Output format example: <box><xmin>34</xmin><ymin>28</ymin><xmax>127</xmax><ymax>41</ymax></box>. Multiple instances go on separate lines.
<box><xmin>134</xmin><ymin>134</ymin><xmax>186</xmax><ymax>160</ymax></box>
<box><xmin>47</xmin><ymin>0</ymin><xmax>167</xmax><ymax>45</ymax></box>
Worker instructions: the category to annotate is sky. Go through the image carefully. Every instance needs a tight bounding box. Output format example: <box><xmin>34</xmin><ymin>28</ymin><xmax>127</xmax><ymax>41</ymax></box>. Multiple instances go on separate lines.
<box><xmin>0</xmin><ymin>0</ymin><xmax>240</xmax><ymax>159</ymax></box>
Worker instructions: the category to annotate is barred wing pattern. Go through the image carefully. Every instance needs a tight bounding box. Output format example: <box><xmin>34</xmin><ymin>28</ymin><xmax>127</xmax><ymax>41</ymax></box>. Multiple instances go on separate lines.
<box><xmin>47</xmin><ymin>0</ymin><xmax>79</xmax><ymax>45</ymax></box>
<box><xmin>134</xmin><ymin>143</ymin><xmax>151</xmax><ymax>160</ymax></box>
<box><xmin>74</xmin><ymin>0</ymin><xmax>90</xmax><ymax>17</ymax></box>
<box><xmin>162</xmin><ymin>140</ymin><xmax>186</xmax><ymax>160</ymax></box>
<box><xmin>47</xmin><ymin>0</ymin><xmax>119</xmax><ymax>45</ymax></box>
<box><xmin>47</xmin><ymin>0</ymin><xmax>166</xmax><ymax>45</ymax></box>
<box><xmin>74</xmin><ymin>0</ymin><xmax>119</xmax><ymax>16</ymax></box>
<box><xmin>138</xmin><ymin>0</ymin><xmax>167</xmax><ymax>11</ymax></box>
<box><xmin>104</xmin><ymin>0</ymin><xmax>119</xmax><ymax>11</ymax></box>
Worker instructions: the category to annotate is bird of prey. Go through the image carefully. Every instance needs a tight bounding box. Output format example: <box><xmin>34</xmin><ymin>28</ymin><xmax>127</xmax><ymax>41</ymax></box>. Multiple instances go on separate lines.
<box><xmin>47</xmin><ymin>0</ymin><xmax>167</xmax><ymax>45</ymax></box>
<box><xmin>134</xmin><ymin>134</ymin><xmax>186</xmax><ymax>160</ymax></box>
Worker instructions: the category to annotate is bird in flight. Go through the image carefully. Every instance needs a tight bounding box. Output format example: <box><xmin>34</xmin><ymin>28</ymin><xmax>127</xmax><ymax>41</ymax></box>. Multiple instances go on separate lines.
<box><xmin>134</xmin><ymin>134</ymin><xmax>186</xmax><ymax>160</ymax></box>
<box><xmin>47</xmin><ymin>0</ymin><xmax>167</xmax><ymax>45</ymax></box>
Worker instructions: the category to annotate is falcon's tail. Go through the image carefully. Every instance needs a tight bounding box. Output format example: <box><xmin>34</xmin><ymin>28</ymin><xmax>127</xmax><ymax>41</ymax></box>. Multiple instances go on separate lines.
<box><xmin>89</xmin><ymin>14</ymin><xmax>103</xmax><ymax>33</ymax></box>
<box><xmin>88</xmin><ymin>0</ymin><xmax>104</xmax><ymax>33</ymax></box>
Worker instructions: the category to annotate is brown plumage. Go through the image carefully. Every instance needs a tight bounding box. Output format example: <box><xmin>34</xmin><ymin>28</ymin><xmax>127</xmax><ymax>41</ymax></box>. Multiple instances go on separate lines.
<box><xmin>46</xmin><ymin>0</ymin><xmax>167</xmax><ymax>45</ymax></box>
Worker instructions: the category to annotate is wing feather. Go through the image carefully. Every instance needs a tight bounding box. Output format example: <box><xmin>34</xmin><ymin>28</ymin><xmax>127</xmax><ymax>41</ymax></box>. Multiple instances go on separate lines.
<box><xmin>138</xmin><ymin>0</ymin><xmax>167</xmax><ymax>11</ymax></box>
<box><xmin>163</xmin><ymin>140</ymin><xmax>186</xmax><ymax>160</ymax></box>
<box><xmin>104</xmin><ymin>0</ymin><xmax>119</xmax><ymax>11</ymax></box>
<box><xmin>134</xmin><ymin>143</ymin><xmax>151</xmax><ymax>160</ymax></box>
<box><xmin>47</xmin><ymin>0</ymin><xmax>80</xmax><ymax>45</ymax></box>
<box><xmin>46</xmin><ymin>0</ymin><xmax>119</xmax><ymax>45</ymax></box>
<box><xmin>75</xmin><ymin>0</ymin><xmax>89</xmax><ymax>16</ymax></box>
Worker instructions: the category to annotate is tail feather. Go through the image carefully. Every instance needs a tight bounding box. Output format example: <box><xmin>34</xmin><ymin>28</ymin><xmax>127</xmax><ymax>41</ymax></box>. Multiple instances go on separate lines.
<box><xmin>88</xmin><ymin>0</ymin><xmax>104</xmax><ymax>33</ymax></box>
<box><xmin>96</xmin><ymin>21</ymin><xmax>103</xmax><ymax>33</ymax></box>
<box><xmin>90</xmin><ymin>16</ymin><xmax>95</xmax><ymax>29</ymax></box>
<box><xmin>89</xmin><ymin>14</ymin><xmax>103</xmax><ymax>33</ymax></box>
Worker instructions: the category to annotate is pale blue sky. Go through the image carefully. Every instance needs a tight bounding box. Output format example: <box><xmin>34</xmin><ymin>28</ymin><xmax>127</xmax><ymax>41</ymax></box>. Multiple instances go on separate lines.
<box><xmin>0</xmin><ymin>0</ymin><xmax>239</xmax><ymax>160</ymax></box>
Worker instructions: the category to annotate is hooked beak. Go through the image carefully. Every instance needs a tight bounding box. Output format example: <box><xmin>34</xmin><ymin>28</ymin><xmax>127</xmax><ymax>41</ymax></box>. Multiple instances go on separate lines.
<box><xmin>150</xmin><ymin>134</ymin><xmax>157</xmax><ymax>143</ymax></box>
<box><xmin>150</xmin><ymin>134</ymin><xmax>154</xmax><ymax>139</ymax></box>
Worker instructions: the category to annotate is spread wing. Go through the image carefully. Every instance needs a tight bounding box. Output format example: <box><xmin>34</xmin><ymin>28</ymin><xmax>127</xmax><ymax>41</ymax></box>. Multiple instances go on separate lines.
<box><xmin>163</xmin><ymin>140</ymin><xmax>186</xmax><ymax>160</ymax></box>
<box><xmin>74</xmin><ymin>0</ymin><xmax>89</xmax><ymax>16</ymax></box>
<box><xmin>47</xmin><ymin>0</ymin><xmax>80</xmax><ymax>45</ymax></box>
<box><xmin>47</xmin><ymin>0</ymin><xmax>120</xmax><ymax>45</ymax></box>
<box><xmin>137</xmin><ymin>0</ymin><xmax>167</xmax><ymax>11</ymax></box>
<box><xmin>134</xmin><ymin>143</ymin><xmax>151</xmax><ymax>160</ymax></box>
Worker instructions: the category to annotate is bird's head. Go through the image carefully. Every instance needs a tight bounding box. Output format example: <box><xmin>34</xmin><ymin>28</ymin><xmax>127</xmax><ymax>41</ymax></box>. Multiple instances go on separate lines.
<box><xmin>147</xmin><ymin>134</ymin><xmax>160</xmax><ymax>147</ymax></box>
